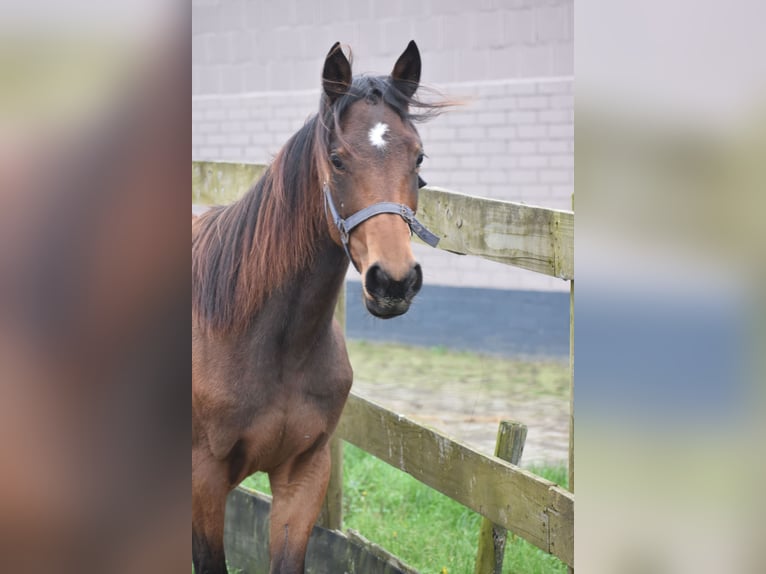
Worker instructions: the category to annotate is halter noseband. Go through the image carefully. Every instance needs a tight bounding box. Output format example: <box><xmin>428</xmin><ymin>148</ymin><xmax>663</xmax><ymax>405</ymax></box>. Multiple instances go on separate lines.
<box><xmin>323</xmin><ymin>182</ymin><xmax>440</xmax><ymax>272</ymax></box>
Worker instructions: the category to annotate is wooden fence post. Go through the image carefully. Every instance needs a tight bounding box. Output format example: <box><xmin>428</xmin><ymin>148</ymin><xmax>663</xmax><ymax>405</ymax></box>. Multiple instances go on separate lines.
<box><xmin>568</xmin><ymin>192</ymin><xmax>575</xmax><ymax>574</ymax></box>
<box><xmin>318</xmin><ymin>283</ymin><xmax>346</xmax><ymax>530</ymax></box>
<box><xmin>568</xmin><ymin>278</ymin><xmax>574</xmax><ymax>494</ymax></box>
<box><xmin>473</xmin><ymin>420</ymin><xmax>528</xmax><ymax>574</ymax></box>
<box><xmin>318</xmin><ymin>435</ymin><xmax>344</xmax><ymax>530</ymax></box>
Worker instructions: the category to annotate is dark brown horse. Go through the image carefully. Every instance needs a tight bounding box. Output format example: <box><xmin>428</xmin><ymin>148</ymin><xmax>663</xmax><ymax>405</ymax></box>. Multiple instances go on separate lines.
<box><xmin>192</xmin><ymin>41</ymin><xmax>445</xmax><ymax>573</ymax></box>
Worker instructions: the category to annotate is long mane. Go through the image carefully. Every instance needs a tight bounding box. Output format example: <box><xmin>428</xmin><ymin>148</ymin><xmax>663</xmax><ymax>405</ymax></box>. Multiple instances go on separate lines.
<box><xmin>192</xmin><ymin>74</ymin><xmax>449</xmax><ymax>335</ymax></box>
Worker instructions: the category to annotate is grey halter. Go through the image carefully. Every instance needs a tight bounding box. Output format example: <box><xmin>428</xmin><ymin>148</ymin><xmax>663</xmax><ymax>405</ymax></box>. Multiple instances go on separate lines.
<box><xmin>323</xmin><ymin>182</ymin><xmax>440</xmax><ymax>272</ymax></box>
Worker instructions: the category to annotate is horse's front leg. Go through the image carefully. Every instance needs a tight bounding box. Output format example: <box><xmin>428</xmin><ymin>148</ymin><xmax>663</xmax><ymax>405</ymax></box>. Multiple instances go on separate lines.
<box><xmin>267</xmin><ymin>437</ymin><xmax>331</xmax><ymax>574</ymax></box>
<box><xmin>192</xmin><ymin>451</ymin><xmax>230</xmax><ymax>574</ymax></box>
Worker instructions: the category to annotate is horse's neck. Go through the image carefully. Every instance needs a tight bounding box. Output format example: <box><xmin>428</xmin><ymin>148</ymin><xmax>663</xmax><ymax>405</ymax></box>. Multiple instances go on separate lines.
<box><xmin>262</xmin><ymin>236</ymin><xmax>349</xmax><ymax>349</ymax></box>
<box><xmin>294</xmin><ymin>237</ymin><xmax>348</xmax><ymax>324</ymax></box>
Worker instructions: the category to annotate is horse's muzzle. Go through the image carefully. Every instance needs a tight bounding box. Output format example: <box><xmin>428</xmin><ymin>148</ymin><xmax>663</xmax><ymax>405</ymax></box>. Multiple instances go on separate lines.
<box><xmin>363</xmin><ymin>262</ymin><xmax>422</xmax><ymax>318</ymax></box>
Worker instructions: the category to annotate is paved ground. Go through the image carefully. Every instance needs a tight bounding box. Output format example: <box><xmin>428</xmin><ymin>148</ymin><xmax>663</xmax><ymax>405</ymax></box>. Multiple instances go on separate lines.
<box><xmin>346</xmin><ymin>282</ymin><xmax>571</xmax><ymax>466</ymax></box>
<box><xmin>352</xmin><ymin>379</ymin><xmax>569</xmax><ymax>467</ymax></box>
<box><xmin>346</xmin><ymin>281</ymin><xmax>570</xmax><ymax>360</ymax></box>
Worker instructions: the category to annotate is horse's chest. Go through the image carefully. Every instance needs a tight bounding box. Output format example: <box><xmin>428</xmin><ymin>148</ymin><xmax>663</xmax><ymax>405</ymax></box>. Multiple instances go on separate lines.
<box><xmin>195</xmin><ymin>324</ymin><xmax>352</xmax><ymax>474</ymax></box>
<box><xmin>276</xmin><ymin>368</ymin><xmax>350</xmax><ymax>434</ymax></box>
<box><xmin>241</xmin><ymin>364</ymin><xmax>352</xmax><ymax>470</ymax></box>
<box><xmin>245</xmin><ymin>389</ymin><xmax>344</xmax><ymax>472</ymax></box>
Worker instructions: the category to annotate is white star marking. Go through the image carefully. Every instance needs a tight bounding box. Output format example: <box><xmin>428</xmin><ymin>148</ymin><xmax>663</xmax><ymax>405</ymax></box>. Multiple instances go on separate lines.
<box><xmin>368</xmin><ymin>122</ymin><xmax>389</xmax><ymax>149</ymax></box>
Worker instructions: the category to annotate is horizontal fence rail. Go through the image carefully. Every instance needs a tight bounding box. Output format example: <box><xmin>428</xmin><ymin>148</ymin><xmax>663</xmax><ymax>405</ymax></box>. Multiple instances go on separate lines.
<box><xmin>337</xmin><ymin>393</ymin><xmax>573</xmax><ymax>566</ymax></box>
<box><xmin>191</xmin><ymin>161</ymin><xmax>574</xmax><ymax>280</ymax></box>
<box><xmin>225</xmin><ymin>487</ymin><xmax>420</xmax><ymax>574</ymax></box>
<box><xmin>417</xmin><ymin>187</ymin><xmax>573</xmax><ymax>280</ymax></box>
<box><xmin>192</xmin><ymin>161</ymin><xmax>265</xmax><ymax>205</ymax></box>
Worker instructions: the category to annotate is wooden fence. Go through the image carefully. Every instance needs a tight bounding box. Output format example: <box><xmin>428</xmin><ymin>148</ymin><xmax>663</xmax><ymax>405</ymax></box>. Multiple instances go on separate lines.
<box><xmin>192</xmin><ymin>160</ymin><xmax>575</xmax><ymax>572</ymax></box>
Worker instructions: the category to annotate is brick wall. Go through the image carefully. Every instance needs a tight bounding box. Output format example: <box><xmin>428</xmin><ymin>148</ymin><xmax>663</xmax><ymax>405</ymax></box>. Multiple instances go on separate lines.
<box><xmin>193</xmin><ymin>0</ymin><xmax>573</xmax><ymax>93</ymax></box>
<box><xmin>192</xmin><ymin>0</ymin><xmax>573</xmax><ymax>292</ymax></box>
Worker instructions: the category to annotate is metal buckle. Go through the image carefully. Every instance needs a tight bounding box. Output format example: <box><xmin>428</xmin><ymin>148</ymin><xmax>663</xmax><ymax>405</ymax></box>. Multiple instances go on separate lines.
<box><xmin>400</xmin><ymin>204</ymin><xmax>413</xmax><ymax>224</ymax></box>
<box><xmin>338</xmin><ymin>221</ymin><xmax>349</xmax><ymax>244</ymax></box>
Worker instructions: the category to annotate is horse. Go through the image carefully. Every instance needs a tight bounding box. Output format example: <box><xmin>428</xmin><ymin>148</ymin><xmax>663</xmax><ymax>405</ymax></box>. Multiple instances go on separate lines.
<box><xmin>192</xmin><ymin>41</ymin><xmax>446</xmax><ymax>573</ymax></box>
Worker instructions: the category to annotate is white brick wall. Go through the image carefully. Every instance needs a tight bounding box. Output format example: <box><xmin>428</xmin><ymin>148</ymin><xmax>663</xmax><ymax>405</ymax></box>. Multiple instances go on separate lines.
<box><xmin>193</xmin><ymin>0</ymin><xmax>574</xmax><ymax>93</ymax></box>
<box><xmin>192</xmin><ymin>0</ymin><xmax>573</xmax><ymax>292</ymax></box>
<box><xmin>417</xmin><ymin>79</ymin><xmax>573</xmax><ymax>210</ymax></box>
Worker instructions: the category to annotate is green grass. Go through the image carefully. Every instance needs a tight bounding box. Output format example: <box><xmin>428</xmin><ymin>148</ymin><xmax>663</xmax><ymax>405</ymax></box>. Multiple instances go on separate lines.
<box><xmin>243</xmin><ymin>444</ymin><xmax>567</xmax><ymax>574</ymax></box>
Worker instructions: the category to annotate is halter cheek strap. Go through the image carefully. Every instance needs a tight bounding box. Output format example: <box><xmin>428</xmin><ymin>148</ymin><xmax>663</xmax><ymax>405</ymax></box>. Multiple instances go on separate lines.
<box><xmin>323</xmin><ymin>183</ymin><xmax>440</xmax><ymax>272</ymax></box>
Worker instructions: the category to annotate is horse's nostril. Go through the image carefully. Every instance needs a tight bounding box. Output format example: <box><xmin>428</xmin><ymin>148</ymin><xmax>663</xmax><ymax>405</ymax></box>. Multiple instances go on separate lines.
<box><xmin>407</xmin><ymin>263</ymin><xmax>423</xmax><ymax>296</ymax></box>
<box><xmin>364</xmin><ymin>263</ymin><xmax>389</xmax><ymax>297</ymax></box>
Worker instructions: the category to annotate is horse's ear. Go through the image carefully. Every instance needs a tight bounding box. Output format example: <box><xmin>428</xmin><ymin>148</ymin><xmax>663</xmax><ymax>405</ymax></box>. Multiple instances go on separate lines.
<box><xmin>391</xmin><ymin>40</ymin><xmax>421</xmax><ymax>99</ymax></box>
<box><xmin>323</xmin><ymin>42</ymin><xmax>352</xmax><ymax>104</ymax></box>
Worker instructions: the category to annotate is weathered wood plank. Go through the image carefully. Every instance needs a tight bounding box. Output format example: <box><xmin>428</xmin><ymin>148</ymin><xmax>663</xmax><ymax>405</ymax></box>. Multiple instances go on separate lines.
<box><xmin>569</xmin><ymin>279</ymin><xmax>575</xmax><ymax>495</ymax></box>
<box><xmin>317</xmin><ymin>434</ymin><xmax>344</xmax><ymax>531</ymax></box>
<box><xmin>496</xmin><ymin>419</ymin><xmax>528</xmax><ymax>465</ymax></box>
<box><xmin>345</xmin><ymin>530</ymin><xmax>420</xmax><ymax>574</ymax></box>
<box><xmin>474</xmin><ymin>421</ymin><xmax>527</xmax><ymax>574</ymax></box>
<box><xmin>569</xmin><ymin>192</ymin><xmax>575</xmax><ymax>496</ymax></box>
<box><xmin>567</xmin><ymin>192</ymin><xmax>575</xmax><ymax>574</ymax></box>
<box><xmin>192</xmin><ymin>161</ymin><xmax>265</xmax><ymax>205</ymax></box>
<box><xmin>548</xmin><ymin>485</ymin><xmax>575</xmax><ymax>569</ymax></box>
<box><xmin>335</xmin><ymin>393</ymin><xmax>574</xmax><ymax>566</ymax></box>
<box><xmin>417</xmin><ymin>186</ymin><xmax>574</xmax><ymax>280</ymax></box>
<box><xmin>225</xmin><ymin>486</ymin><xmax>420</xmax><ymax>574</ymax></box>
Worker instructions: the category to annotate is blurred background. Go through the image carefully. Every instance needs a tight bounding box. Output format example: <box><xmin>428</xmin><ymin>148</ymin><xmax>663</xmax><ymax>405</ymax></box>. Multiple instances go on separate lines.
<box><xmin>0</xmin><ymin>1</ymin><xmax>187</xmax><ymax>572</ymax></box>
<box><xmin>576</xmin><ymin>1</ymin><xmax>765</xmax><ymax>573</ymax></box>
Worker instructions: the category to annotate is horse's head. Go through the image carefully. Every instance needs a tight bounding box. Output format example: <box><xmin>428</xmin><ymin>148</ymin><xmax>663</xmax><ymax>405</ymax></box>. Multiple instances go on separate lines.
<box><xmin>318</xmin><ymin>41</ymin><xmax>438</xmax><ymax>319</ymax></box>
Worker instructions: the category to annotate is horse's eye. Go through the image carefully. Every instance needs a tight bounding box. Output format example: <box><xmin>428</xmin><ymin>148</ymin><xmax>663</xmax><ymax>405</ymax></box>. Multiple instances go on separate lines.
<box><xmin>416</xmin><ymin>153</ymin><xmax>425</xmax><ymax>167</ymax></box>
<box><xmin>330</xmin><ymin>153</ymin><xmax>344</xmax><ymax>170</ymax></box>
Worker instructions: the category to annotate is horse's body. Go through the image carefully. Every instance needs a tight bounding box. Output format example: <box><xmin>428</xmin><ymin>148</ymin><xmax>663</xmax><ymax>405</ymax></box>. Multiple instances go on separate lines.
<box><xmin>192</xmin><ymin>41</ymin><xmax>443</xmax><ymax>573</ymax></box>
<box><xmin>192</xmin><ymin>224</ymin><xmax>350</xmax><ymax>573</ymax></box>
